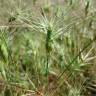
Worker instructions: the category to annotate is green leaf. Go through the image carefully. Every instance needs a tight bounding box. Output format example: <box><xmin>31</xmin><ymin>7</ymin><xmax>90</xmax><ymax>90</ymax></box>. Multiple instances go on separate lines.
<box><xmin>1</xmin><ymin>44</ymin><xmax>8</xmax><ymax>62</ymax></box>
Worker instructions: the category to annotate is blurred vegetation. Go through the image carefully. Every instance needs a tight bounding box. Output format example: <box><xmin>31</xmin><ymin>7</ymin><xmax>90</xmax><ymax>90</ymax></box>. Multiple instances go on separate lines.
<box><xmin>0</xmin><ymin>0</ymin><xmax>96</xmax><ymax>96</ymax></box>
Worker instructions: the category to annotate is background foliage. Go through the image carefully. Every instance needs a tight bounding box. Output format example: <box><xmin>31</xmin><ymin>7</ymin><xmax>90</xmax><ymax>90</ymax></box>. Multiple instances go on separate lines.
<box><xmin>0</xmin><ymin>0</ymin><xmax>96</xmax><ymax>96</ymax></box>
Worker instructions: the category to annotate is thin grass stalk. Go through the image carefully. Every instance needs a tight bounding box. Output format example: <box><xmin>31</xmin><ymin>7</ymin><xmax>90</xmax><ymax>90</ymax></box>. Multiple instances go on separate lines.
<box><xmin>45</xmin><ymin>25</ymin><xmax>52</xmax><ymax>96</ymax></box>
